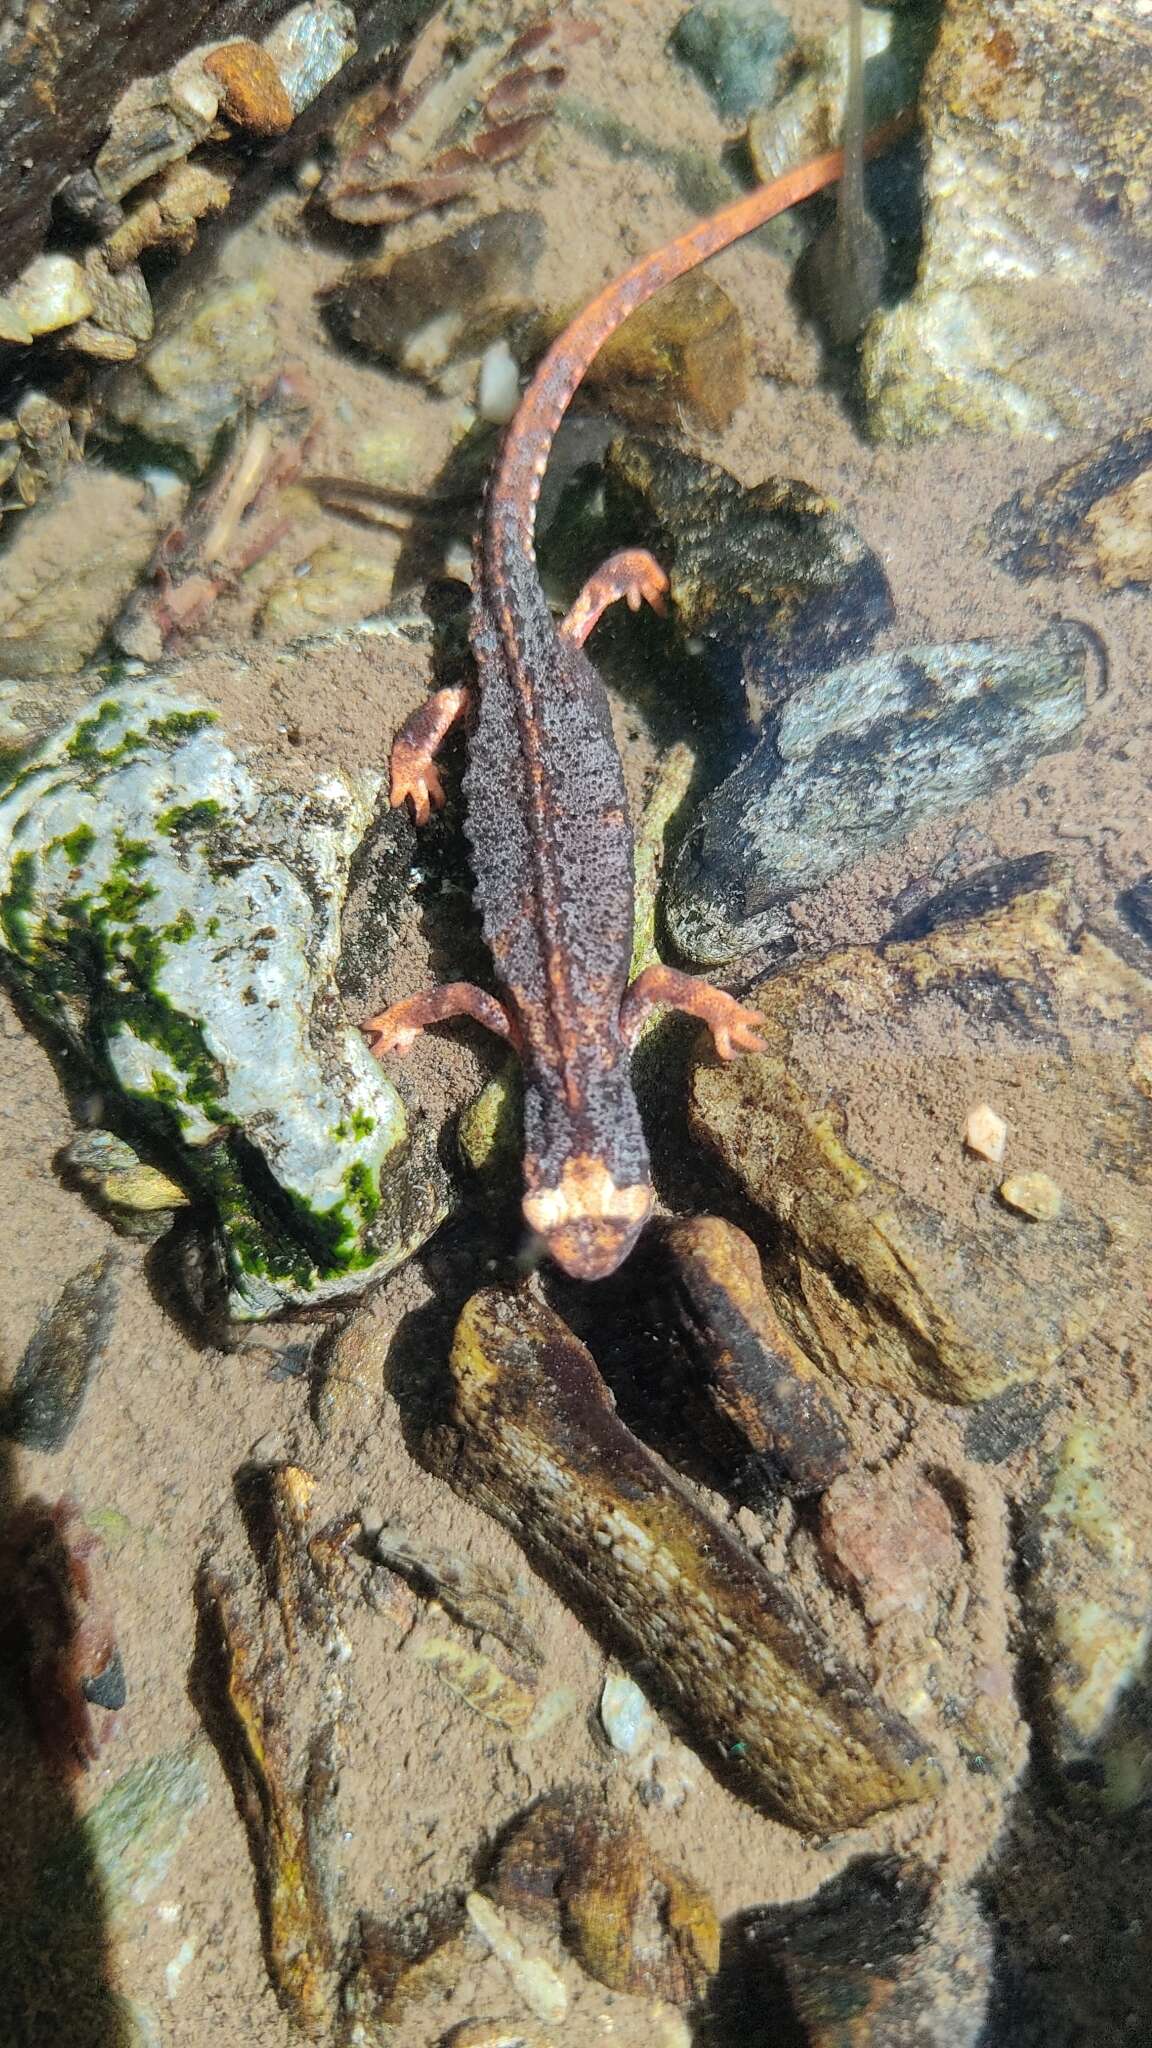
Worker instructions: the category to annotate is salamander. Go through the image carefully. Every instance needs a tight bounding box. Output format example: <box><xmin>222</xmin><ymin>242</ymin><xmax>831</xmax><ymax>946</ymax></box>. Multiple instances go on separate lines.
<box><xmin>365</xmin><ymin>134</ymin><xmax>903</xmax><ymax>1281</ymax></box>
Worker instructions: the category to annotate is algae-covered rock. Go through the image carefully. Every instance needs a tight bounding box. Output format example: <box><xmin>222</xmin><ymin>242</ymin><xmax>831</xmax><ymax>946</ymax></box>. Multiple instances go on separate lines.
<box><xmin>690</xmin><ymin>880</ymin><xmax>1152</xmax><ymax>1402</ymax></box>
<box><xmin>0</xmin><ymin>678</ymin><xmax>447</xmax><ymax>1317</ymax></box>
<box><xmin>862</xmin><ymin>0</ymin><xmax>1152</xmax><ymax>440</ymax></box>
<box><xmin>1020</xmin><ymin>1426</ymin><xmax>1152</xmax><ymax>1792</ymax></box>
<box><xmin>671</xmin><ymin>0</ymin><xmax>795</xmax><ymax>125</ymax></box>
<box><xmin>429</xmin><ymin>1285</ymin><xmax>942</xmax><ymax>1833</ymax></box>
<box><xmin>666</xmin><ymin>627</ymin><xmax>1088</xmax><ymax>965</ymax></box>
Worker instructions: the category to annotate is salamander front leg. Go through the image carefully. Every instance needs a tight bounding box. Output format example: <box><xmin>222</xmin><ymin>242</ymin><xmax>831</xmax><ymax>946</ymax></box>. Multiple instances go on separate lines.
<box><xmin>560</xmin><ymin>548</ymin><xmax>670</xmax><ymax>648</ymax></box>
<box><xmin>363</xmin><ymin>982</ymin><xmax>520</xmax><ymax>1058</ymax></box>
<box><xmin>390</xmin><ymin>684</ymin><xmax>471</xmax><ymax>825</ymax></box>
<box><xmin>620</xmin><ymin>965</ymin><xmax>766</xmax><ymax>1059</ymax></box>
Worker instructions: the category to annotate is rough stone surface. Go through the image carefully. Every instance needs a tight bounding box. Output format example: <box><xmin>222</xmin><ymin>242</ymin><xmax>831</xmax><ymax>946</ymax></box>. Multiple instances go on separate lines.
<box><xmin>862</xmin><ymin>0</ymin><xmax>1152</xmax><ymax>441</ymax></box>
<box><xmin>0</xmin><ymin>469</ymin><xmax>174</xmax><ymax>679</ymax></box>
<box><xmin>0</xmin><ymin>0</ymin><xmax>423</xmax><ymax>291</ymax></box>
<box><xmin>666</xmin><ymin>627</ymin><xmax>1088</xmax><ymax>965</ymax></box>
<box><xmin>1020</xmin><ymin>1426</ymin><xmax>1152</xmax><ymax>1790</ymax></box>
<box><xmin>689</xmin><ymin>880</ymin><xmax>1152</xmax><ymax>1402</ymax></box>
<box><xmin>0</xmin><ymin>677</ymin><xmax>447</xmax><ymax>1317</ymax></box>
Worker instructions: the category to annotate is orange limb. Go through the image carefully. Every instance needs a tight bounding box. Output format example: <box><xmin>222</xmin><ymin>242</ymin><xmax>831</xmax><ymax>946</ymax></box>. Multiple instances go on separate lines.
<box><xmin>560</xmin><ymin>548</ymin><xmax>670</xmax><ymax>647</ymax></box>
<box><xmin>363</xmin><ymin>981</ymin><xmax>520</xmax><ymax>1057</ymax></box>
<box><xmin>620</xmin><ymin>965</ymin><xmax>766</xmax><ymax>1059</ymax></box>
<box><xmin>389</xmin><ymin>684</ymin><xmax>472</xmax><ymax>825</ymax></box>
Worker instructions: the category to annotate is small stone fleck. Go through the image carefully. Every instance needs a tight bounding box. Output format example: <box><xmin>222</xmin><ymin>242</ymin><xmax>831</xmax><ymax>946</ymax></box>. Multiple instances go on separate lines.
<box><xmin>999</xmin><ymin>1170</ymin><xmax>1064</xmax><ymax>1220</ymax></box>
<box><xmin>964</xmin><ymin>1101</ymin><xmax>1008</xmax><ymax>1163</ymax></box>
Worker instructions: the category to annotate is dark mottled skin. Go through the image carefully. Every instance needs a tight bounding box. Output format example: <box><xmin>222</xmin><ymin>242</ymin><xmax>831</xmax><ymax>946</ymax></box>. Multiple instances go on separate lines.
<box><xmin>467</xmin><ymin>511</ymin><xmax>650</xmax><ymax>1201</ymax></box>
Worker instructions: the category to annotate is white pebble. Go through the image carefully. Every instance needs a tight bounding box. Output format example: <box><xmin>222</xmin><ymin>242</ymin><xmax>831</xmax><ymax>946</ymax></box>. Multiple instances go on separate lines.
<box><xmin>964</xmin><ymin>1101</ymin><xmax>1007</xmax><ymax>1164</ymax></box>
<box><xmin>477</xmin><ymin>339</ymin><xmax>522</xmax><ymax>424</ymax></box>
<box><xmin>600</xmin><ymin>1669</ymin><xmax>657</xmax><ymax>1757</ymax></box>
<box><xmin>10</xmin><ymin>255</ymin><xmax>95</xmax><ymax>336</ymax></box>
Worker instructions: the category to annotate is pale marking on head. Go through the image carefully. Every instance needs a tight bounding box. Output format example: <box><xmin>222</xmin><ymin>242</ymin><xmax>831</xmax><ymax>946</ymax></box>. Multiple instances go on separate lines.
<box><xmin>522</xmin><ymin>1156</ymin><xmax>651</xmax><ymax>1235</ymax></box>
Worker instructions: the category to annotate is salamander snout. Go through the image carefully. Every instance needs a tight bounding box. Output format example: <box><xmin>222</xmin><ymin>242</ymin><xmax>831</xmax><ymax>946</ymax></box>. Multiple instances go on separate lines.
<box><xmin>522</xmin><ymin>1157</ymin><xmax>652</xmax><ymax>1282</ymax></box>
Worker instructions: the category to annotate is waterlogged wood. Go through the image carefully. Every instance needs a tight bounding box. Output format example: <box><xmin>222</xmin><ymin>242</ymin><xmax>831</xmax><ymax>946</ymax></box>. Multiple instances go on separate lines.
<box><xmin>429</xmin><ymin>1286</ymin><xmax>942</xmax><ymax>1835</ymax></box>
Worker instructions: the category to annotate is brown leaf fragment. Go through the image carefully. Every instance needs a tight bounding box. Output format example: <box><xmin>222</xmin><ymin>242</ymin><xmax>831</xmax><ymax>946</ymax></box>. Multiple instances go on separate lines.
<box><xmin>198</xmin><ymin>1463</ymin><xmax>350</xmax><ymax>2037</ymax></box>
<box><xmin>321</xmin><ymin>11</ymin><xmax>590</xmax><ymax>225</ymax></box>
<box><xmin>428</xmin><ymin>1287</ymin><xmax>942</xmax><ymax>1834</ymax></box>
<box><xmin>371</xmin><ymin>1522</ymin><xmax>541</xmax><ymax>1666</ymax></box>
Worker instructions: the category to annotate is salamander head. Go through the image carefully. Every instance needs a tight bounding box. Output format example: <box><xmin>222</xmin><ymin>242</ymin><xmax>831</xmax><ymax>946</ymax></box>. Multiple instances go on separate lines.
<box><xmin>522</xmin><ymin>1156</ymin><xmax>652</xmax><ymax>1281</ymax></box>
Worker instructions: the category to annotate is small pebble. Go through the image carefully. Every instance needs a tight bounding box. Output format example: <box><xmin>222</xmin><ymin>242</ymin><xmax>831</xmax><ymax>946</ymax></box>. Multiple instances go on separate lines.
<box><xmin>464</xmin><ymin>1894</ymin><xmax>567</xmax><ymax>2025</ymax></box>
<box><xmin>999</xmin><ymin>1170</ymin><xmax>1064</xmax><ymax>1221</ymax></box>
<box><xmin>477</xmin><ymin>340</ymin><xmax>521</xmax><ymax>425</ymax></box>
<box><xmin>9</xmin><ymin>254</ymin><xmax>95</xmax><ymax>337</ymax></box>
<box><xmin>964</xmin><ymin>1102</ymin><xmax>1008</xmax><ymax>1164</ymax></box>
<box><xmin>204</xmin><ymin>41</ymin><xmax>295</xmax><ymax>136</ymax></box>
<box><xmin>600</xmin><ymin>1670</ymin><xmax>657</xmax><ymax>1757</ymax></box>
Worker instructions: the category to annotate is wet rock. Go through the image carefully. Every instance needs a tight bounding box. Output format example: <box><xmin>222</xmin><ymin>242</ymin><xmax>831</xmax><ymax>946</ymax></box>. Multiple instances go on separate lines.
<box><xmin>94</xmin><ymin>60</ymin><xmax>217</xmax><ymax>204</ymax></box>
<box><xmin>105</xmin><ymin>277</ymin><xmax>281</xmax><ymax>471</ymax></box>
<box><xmin>103</xmin><ymin>159</ymin><xmax>235</xmax><ymax>269</ymax></box>
<box><xmin>604</xmin><ymin>436</ymin><xmax>894</xmax><ymax>716</ymax></box>
<box><xmin>0</xmin><ymin>678</ymin><xmax>448</xmax><ymax>1318</ymax></box>
<box><xmin>62</xmin><ymin>1127</ymin><xmax>190</xmax><ymax>1240</ymax></box>
<box><xmin>583</xmin><ymin>274</ymin><xmax>748</xmax><ymax>435</ymax></box>
<box><xmin>818</xmin><ymin>1471</ymin><xmax>962</xmax><ymax>1627</ymax></box>
<box><xmin>3</xmin><ymin>253</ymin><xmax>95</xmax><ymax>338</ymax></box>
<box><xmin>689</xmin><ymin>879</ymin><xmax>1152</xmax><ymax>1402</ymax></box>
<box><xmin>963</xmin><ymin>1383</ymin><xmax>1055</xmax><ymax>1467</ymax></box>
<box><xmin>1</xmin><ymin>1255</ymin><xmax>122</xmax><ymax>1451</ymax></box>
<box><xmin>264</xmin><ymin>0</ymin><xmax>357</xmax><ymax>115</ymax></box>
<box><xmin>428</xmin><ymin>1285</ymin><xmax>942</xmax><ymax>1833</ymax></box>
<box><xmin>258</xmin><ymin>537</ymin><xmax>398</xmax><ymax>639</ymax></box>
<box><xmin>1020</xmin><ymin>1426</ymin><xmax>1152</xmax><ymax>1786</ymax></box>
<box><xmin>1118</xmin><ymin>875</ymin><xmax>1152</xmax><ymax>953</ymax></box>
<box><xmin>39</xmin><ymin>1746</ymin><xmax>208</xmax><ymax>1920</ymax></box>
<box><xmin>670</xmin><ymin>0</ymin><xmax>795</xmax><ymax>125</ymax></box>
<box><xmin>748</xmin><ymin>5</ymin><xmax>931</xmax><ymax>184</ymax></box>
<box><xmin>0</xmin><ymin>1496</ymin><xmax>124</xmax><ymax>1773</ymax></box>
<box><xmin>963</xmin><ymin>1102</ymin><xmax>1007</xmax><ymax>1165</ymax></box>
<box><xmin>998</xmin><ymin>1170</ymin><xmax>1063</xmax><ymax>1222</ymax></box>
<box><xmin>887</xmin><ymin>852</ymin><xmax>1066</xmax><ymax>943</ymax></box>
<box><xmin>666</xmin><ymin>628</ymin><xmax>1088</xmax><ymax>966</ymax></box>
<box><xmin>0</xmin><ymin>390</ymin><xmax>83</xmax><ymax>521</ymax></box>
<box><xmin>325</xmin><ymin>210</ymin><xmax>545</xmax><ymax>387</ymax></box>
<box><xmin>490</xmin><ymin>1794</ymin><xmax>720</xmax><ymax>2006</ymax></box>
<box><xmin>465</xmin><ymin>1893</ymin><xmax>567</xmax><ymax>2026</ymax></box>
<box><xmin>0</xmin><ymin>469</ymin><xmax>174</xmax><ymax>679</ymax></box>
<box><xmin>345</xmin><ymin>1904</ymin><xmax>478</xmax><ymax>2031</ymax></box>
<box><xmin>862</xmin><ymin>0</ymin><xmax>1152</xmax><ymax>441</ymax></box>
<box><xmin>203</xmin><ymin>40</ymin><xmax>295</xmax><ymax>134</ymax></box>
<box><xmin>660</xmin><ymin>1215</ymin><xmax>852</xmax><ymax>1498</ymax></box>
<box><xmin>739</xmin><ymin>1857</ymin><xmax>994</xmax><ymax>2048</ymax></box>
<box><xmin>68</xmin><ymin>250</ymin><xmax>155</xmax><ymax>362</ymax></box>
<box><xmin>199</xmin><ymin>1464</ymin><xmax>351</xmax><ymax>2035</ymax></box>
<box><xmin>371</xmin><ymin>1522</ymin><xmax>539</xmax><ymax>1667</ymax></box>
<box><xmin>987</xmin><ymin>415</ymin><xmax>1152</xmax><ymax>590</ymax></box>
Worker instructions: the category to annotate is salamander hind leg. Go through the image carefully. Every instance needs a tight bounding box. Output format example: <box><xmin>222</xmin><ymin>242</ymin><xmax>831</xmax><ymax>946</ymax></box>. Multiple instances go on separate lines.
<box><xmin>560</xmin><ymin>548</ymin><xmax>670</xmax><ymax>648</ymax></box>
<box><xmin>620</xmin><ymin>965</ymin><xmax>766</xmax><ymax>1059</ymax></box>
<box><xmin>390</xmin><ymin>684</ymin><xmax>471</xmax><ymax>825</ymax></box>
<box><xmin>363</xmin><ymin>982</ymin><xmax>519</xmax><ymax>1057</ymax></box>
